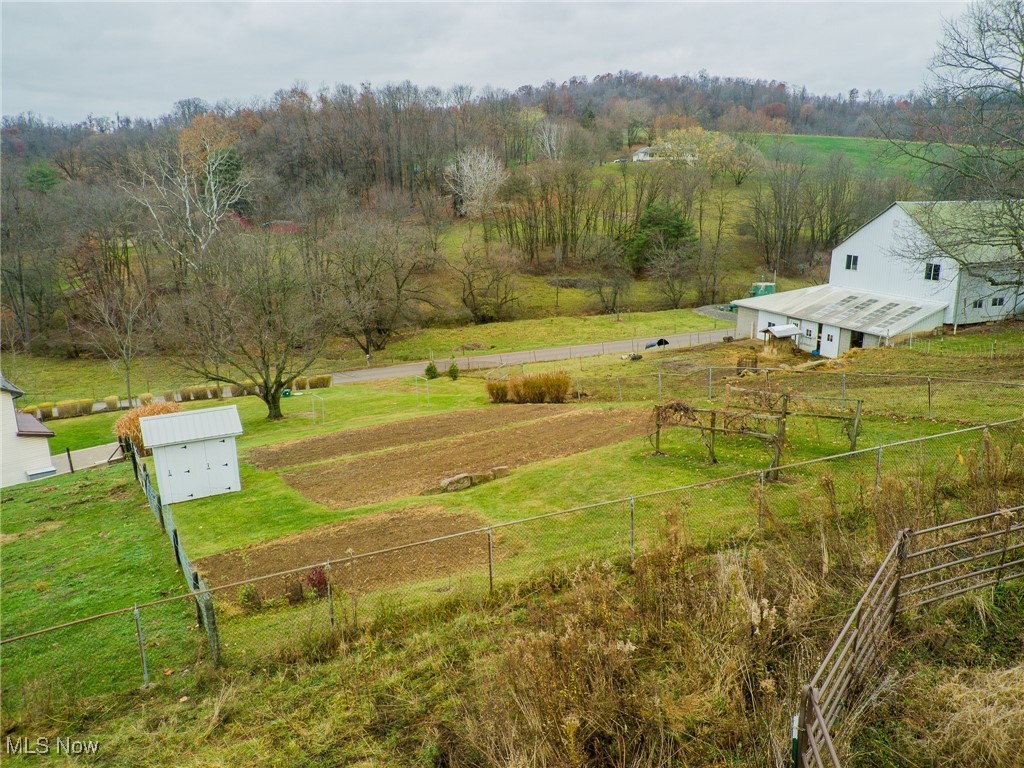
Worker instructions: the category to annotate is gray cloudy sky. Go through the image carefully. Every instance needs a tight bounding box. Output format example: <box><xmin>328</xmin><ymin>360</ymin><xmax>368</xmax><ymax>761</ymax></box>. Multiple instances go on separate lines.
<box><xmin>2</xmin><ymin>1</ymin><xmax>967</xmax><ymax>123</ymax></box>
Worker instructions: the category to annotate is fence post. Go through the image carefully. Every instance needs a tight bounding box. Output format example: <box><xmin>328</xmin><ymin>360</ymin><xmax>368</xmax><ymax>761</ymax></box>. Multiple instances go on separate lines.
<box><xmin>172</xmin><ymin>529</ymin><xmax>182</xmax><ymax>570</ymax></box>
<box><xmin>874</xmin><ymin>447</ymin><xmax>883</xmax><ymax>496</ymax></box>
<box><xmin>657</xmin><ymin>371</ymin><xmax>662</xmax><ymax>399</ymax></box>
<box><xmin>487</xmin><ymin>528</ymin><xmax>494</xmax><ymax>595</ymax></box>
<box><xmin>326</xmin><ymin>562</ymin><xmax>335</xmax><ymax>630</ymax></box>
<box><xmin>927</xmin><ymin>378</ymin><xmax>933</xmax><ymax>419</ymax></box>
<box><xmin>617</xmin><ymin>377</ymin><xmax>623</xmax><ymax>402</ymax></box>
<box><xmin>200</xmin><ymin>593</ymin><xmax>222</xmax><ymax>666</ymax></box>
<box><xmin>995</xmin><ymin>512</ymin><xmax>1013</xmax><ymax>587</ymax></box>
<box><xmin>576</xmin><ymin>379</ymin><xmax>582</xmax><ymax>401</ymax></box>
<box><xmin>129</xmin><ymin>443</ymin><xmax>138</xmax><ymax>481</ymax></box>
<box><xmin>192</xmin><ymin>570</ymin><xmax>204</xmax><ymax>627</ymax></box>
<box><xmin>890</xmin><ymin>530</ymin><xmax>910</xmax><ymax>622</ymax></box>
<box><xmin>629</xmin><ymin>496</ymin><xmax>635</xmax><ymax>561</ymax></box>
<box><xmin>707</xmin><ymin>367</ymin><xmax>713</xmax><ymax>400</ymax></box>
<box><xmin>133</xmin><ymin>605</ymin><xmax>149</xmax><ymax>688</ymax></box>
<box><xmin>66</xmin><ymin>447</ymin><xmax>75</xmax><ymax>474</ymax></box>
<box><xmin>841</xmin><ymin>373</ymin><xmax>846</xmax><ymax>407</ymax></box>
<box><xmin>758</xmin><ymin>472</ymin><xmax>766</xmax><ymax>528</ymax></box>
<box><xmin>157</xmin><ymin>500</ymin><xmax>165</xmax><ymax>532</ymax></box>
<box><xmin>795</xmin><ymin>684</ymin><xmax>812</xmax><ymax>768</ymax></box>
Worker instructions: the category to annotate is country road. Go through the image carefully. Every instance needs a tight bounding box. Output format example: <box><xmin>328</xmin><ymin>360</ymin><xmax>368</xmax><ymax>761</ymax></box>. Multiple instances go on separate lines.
<box><xmin>331</xmin><ymin>326</ymin><xmax>736</xmax><ymax>384</ymax></box>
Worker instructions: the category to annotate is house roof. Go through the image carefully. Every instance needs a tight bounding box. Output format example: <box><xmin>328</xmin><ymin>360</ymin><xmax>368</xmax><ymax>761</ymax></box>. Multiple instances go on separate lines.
<box><xmin>1</xmin><ymin>375</ymin><xmax>25</xmax><ymax>399</ymax></box>
<box><xmin>139</xmin><ymin>405</ymin><xmax>243</xmax><ymax>449</ymax></box>
<box><xmin>733</xmin><ymin>285</ymin><xmax>947</xmax><ymax>338</ymax></box>
<box><xmin>15</xmin><ymin>411</ymin><xmax>54</xmax><ymax>437</ymax></box>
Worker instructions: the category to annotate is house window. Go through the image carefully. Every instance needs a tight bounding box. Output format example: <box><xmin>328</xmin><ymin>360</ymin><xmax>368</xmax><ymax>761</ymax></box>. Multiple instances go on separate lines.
<box><xmin>826</xmin><ymin>334</ymin><xmax>834</xmax><ymax>342</ymax></box>
<box><xmin>992</xmin><ymin>297</ymin><xmax>1005</xmax><ymax>307</ymax></box>
<box><xmin>972</xmin><ymin>299</ymin><xmax>984</xmax><ymax>309</ymax></box>
<box><xmin>845</xmin><ymin>254</ymin><xmax>859</xmax><ymax>271</ymax></box>
<box><xmin>805</xmin><ymin>329</ymin><xmax>813</xmax><ymax>337</ymax></box>
<box><xmin>925</xmin><ymin>263</ymin><xmax>941</xmax><ymax>281</ymax></box>
<box><xmin>767</xmin><ymin>321</ymin><xmax>775</xmax><ymax>327</ymax></box>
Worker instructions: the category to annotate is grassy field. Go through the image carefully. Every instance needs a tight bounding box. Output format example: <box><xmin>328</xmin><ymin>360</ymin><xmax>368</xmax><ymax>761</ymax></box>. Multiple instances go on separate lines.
<box><xmin>779</xmin><ymin>133</ymin><xmax>932</xmax><ymax>178</ymax></box>
<box><xmin>2</xmin><ymin>329</ymin><xmax>1021</xmax><ymax>752</ymax></box>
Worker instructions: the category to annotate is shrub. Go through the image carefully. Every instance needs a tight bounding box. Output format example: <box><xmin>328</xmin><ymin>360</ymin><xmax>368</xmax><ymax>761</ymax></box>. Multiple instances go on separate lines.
<box><xmin>183</xmin><ymin>385</ymin><xmax>210</xmax><ymax>401</ymax></box>
<box><xmin>425</xmin><ymin>362</ymin><xmax>441</xmax><ymax>380</ymax></box>
<box><xmin>114</xmin><ymin>401</ymin><xmax>181</xmax><ymax>453</ymax></box>
<box><xmin>285</xmin><ymin>579</ymin><xmax>305</xmax><ymax>605</ymax></box>
<box><xmin>34</xmin><ymin>402</ymin><xmax>54</xmax><ymax>420</ymax></box>
<box><xmin>308</xmin><ymin>375</ymin><xmax>332</xmax><ymax>389</ymax></box>
<box><xmin>103</xmin><ymin>396</ymin><xmax>120</xmax><ymax>412</ymax></box>
<box><xmin>304</xmin><ymin>566</ymin><xmax>330</xmax><ymax>599</ymax></box>
<box><xmin>292</xmin><ymin>376</ymin><xmax>308</xmax><ymax>391</ymax></box>
<box><xmin>55</xmin><ymin>399</ymin><xmax>93</xmax><ymax>418</ymax></box>
<box><xmin>485</xmin><ymin>380</ymin><xmax>509</xmax><ymax>403</ymax></box>
<box><xmin>162</xmin><ymin>391</ymin><xmax>176</xmax><ymax>403</ymax></box>
<box><xmin>238</xmin><ymin>584</ymin><xmax>263</xmax><ymax>614</ymax></box>
<box><xmin>508</xmin><ymin>372</ymin><xmax>571</xmax><ymax>404</ymax></box>
<box><xmin>138</xmin><ymin>393</ymin><xmax>154</xmax><ymax>405</ymax></box>
<box><xmin>448</xmin><ymin>361</ymin><xmax>460</xmax><ymax>380</ymax></box>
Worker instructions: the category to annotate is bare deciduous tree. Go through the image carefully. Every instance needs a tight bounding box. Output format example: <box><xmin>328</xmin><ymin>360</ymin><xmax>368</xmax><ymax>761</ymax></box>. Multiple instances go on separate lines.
<box><xmin>450</xmin><ymin>230</ymin><xmax>521</xmax><ymax>323</ymax></box>
<box><xmin>443</xmin><ymin>147</ymin><xmax>507</xmax><ymax>219</ymax></box>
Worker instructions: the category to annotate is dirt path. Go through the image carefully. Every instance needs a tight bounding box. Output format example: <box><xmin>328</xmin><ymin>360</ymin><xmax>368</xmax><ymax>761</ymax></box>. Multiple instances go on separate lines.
<box><xmin>249</xmin><ymin>404</ymin><xmax>572</xmax><ymax>470</ymax></box>
<box><xmin>282</xmin><ymin>407</ymin><xmax>648</xmax><ymax>509</ymax></box>
<box><xmin>197</xmin><ymin>506</ymin><xmax>488</xmax><ymax>599</ymax></box>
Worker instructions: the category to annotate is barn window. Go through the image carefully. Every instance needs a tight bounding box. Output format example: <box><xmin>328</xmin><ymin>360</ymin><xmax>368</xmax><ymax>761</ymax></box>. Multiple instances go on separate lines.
<box><xmin>925</xmin><ymin>263</ymin><xmax>941</xmax><ymax>281</ymax></box>
<box><xmin>845</xmin><ymin>254</ymin><xmax>859</xmax><ymax>271</ymax></box>
<box><xmin>992</xmin><ymin>296</ymin><xmax>1005</xmax><ymax>307</ymax></box>
<box><xmin>805</xmin><ymin>329</ymin><xmax>813</xmax><ymax>337</ymax></box>
<box><xmin>972</xmin><ymin>299</ymin><xmax>984</xmax><ymax>309</ymax></box>
<box><xmin>767</xmin><ymin>321</ymin><xmax>775</xmax><ymax>327</ymax></box>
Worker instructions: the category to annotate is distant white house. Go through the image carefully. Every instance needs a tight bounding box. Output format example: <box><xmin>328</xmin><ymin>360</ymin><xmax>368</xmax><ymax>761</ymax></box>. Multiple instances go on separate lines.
<box><xmin>733</xmin><ymin>201</ymin><xmax>1024</xmax><ymax>357</ymax></box>
<box><xmin>632</xmin><ymin>147</ymin><xmax>655</xmax><ymax>162</ymax></box>
<box><xmin>0</xmin><ymin>375</ymin><xmax>55</xmax><ymax>487</ymax></box>
<box><xmin>140</xmin><ymin>405</ymin><xmax>243</xmax><ymax>504</ymax></box>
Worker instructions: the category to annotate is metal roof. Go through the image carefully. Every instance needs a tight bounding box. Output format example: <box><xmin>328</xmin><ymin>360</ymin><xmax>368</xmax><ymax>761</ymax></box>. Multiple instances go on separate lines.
<box><xmin>140</xmin><ymin>405</ymin><xmax>243</xmax><ymax>449</ymax></box>
<box><xmin>733</xmin><ymin>285</ymin><xmax>947</xmax><ymax>338</ymax></box>
<box><xmin>760</xmin><ymin>323</ymin><xmax>801</xmax><ymax>338</ymax></box>
<box><xmin>15</xmin><ymin>411</ymin><xmax>54</xmax><ymax>437</ymax></box>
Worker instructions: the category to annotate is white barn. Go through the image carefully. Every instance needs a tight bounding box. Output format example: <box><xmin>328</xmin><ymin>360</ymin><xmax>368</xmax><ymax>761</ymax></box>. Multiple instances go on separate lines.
<box><xmin>0</xmin><ymin>375</ymin><xmax>55</xmax><ymax>487</ymax></box>
<box><xmin>140</xmin><ymin>405</ymin><xmax>243</xmax><ymax>504</ymax></box>
<box><xmin>733</xmin><ymin>201</ymin><xmax>1024</xmax><ymax>357</ymax></box>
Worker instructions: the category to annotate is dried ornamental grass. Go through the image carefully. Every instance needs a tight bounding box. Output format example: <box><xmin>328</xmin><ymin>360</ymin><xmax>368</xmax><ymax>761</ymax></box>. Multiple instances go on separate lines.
<box><xmin>114</xmin><ymin>401</ymin><xmax>181</xmax><ymax>453</ymax></box>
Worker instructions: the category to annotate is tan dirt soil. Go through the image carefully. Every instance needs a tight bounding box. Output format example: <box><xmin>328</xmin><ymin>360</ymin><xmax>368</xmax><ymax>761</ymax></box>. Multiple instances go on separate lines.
<box><xmin>196</xmin><ymin>505</ymin><xmax>488</xmax><ymax>599</ymax></box>
<box><xmin>248</xmin><ymin>403</ymin><xmax>574</xmax><ymax>469</ymax></box>
<box><xmin>281</xmin><ymin>407</ymin><xmax>648</xmax><ymax>509</ymax></box>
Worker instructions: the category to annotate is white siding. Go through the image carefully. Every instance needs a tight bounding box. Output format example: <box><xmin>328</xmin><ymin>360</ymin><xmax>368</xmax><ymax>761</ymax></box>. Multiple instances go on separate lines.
<box><xmin>837</xmin><ymin>328</ymin><xmax>853</xmax><ymax>356</ymax></box>
<box><xmin>0</xmin><ymin>392</ymin><xmax>54</xmax><ymax>488</ymax></box>
<box><xmin>735</xmin><ymin>307</ymin><xmax>759</xmax><ymax>339</ymax></box>
<box><xmin>955</xmin><ymin>271</ymin><xmax>1024</xmax><ymax>325</ymax></box>
<box><xmin>829</xmin><ymin>206</ymin><xmax>959</xmax><ymax>322</ymax></box>
<box><xmin>819</xmin><ymin>325</ymin><xmax>841</xmax><ymax>358</ymax></box>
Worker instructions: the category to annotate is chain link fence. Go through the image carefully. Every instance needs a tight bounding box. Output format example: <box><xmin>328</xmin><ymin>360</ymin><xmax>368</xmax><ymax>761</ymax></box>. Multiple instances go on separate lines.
<box><xmin>4</xmin><ymin>417</ymin><xmax>1022</xmax><ymax>720</ymax></box>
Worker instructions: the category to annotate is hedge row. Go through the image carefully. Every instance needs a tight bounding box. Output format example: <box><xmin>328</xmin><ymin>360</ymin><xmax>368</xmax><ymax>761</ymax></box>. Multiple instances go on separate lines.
<box><xmin>486</xmin><ymin>372</ymin><xmax>571</xmax><ymax>404</ymax></box>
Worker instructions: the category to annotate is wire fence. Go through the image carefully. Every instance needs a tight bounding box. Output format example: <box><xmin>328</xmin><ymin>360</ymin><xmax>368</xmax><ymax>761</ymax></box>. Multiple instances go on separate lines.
<box><xmin>795</xmin><ymin>504</ymin><xmax>1024</xmax><ymax>768</ymax></box>
<box><xmin>4</xmin><ymin>417</ymin><xmax>1022</xmax><ymax>722</ymax></box>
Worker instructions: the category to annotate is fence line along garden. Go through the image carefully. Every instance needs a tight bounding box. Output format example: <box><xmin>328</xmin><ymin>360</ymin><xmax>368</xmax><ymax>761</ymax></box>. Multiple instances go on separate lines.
<box><xmin>2</xmin><ymin>416</ymin><xmax>1022</xmax><ymax>719</ymax></box>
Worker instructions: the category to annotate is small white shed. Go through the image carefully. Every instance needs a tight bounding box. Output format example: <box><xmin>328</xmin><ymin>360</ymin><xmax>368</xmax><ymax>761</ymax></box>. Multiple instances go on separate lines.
<box><xmin>140</xmin><ymin>405</ymin><xmax>243</xmax><ymax>504</ymax></box>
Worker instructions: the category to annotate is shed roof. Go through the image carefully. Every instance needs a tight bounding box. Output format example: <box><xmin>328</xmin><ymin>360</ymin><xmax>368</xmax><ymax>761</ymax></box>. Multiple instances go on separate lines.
<box><xmin>733</xmin><ymin>285</ymin><xmax>947</xmax><ymax>338</ymax></box>
<box><xmin>140</xmin><ymin>405</ymin><xmax>243</xmax><ymax>449</ymax></box>
<box><xmin>760</xmin><ymin>323</ymin><xmax>801</xmax><ymax>338</ymax></box>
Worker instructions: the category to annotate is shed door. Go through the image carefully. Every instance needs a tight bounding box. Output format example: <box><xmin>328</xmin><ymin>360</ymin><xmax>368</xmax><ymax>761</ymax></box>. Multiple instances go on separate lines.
<box><xmin>201</xmin><ymin>437</ymin><xmax>241</xmax><ymax>495</ymax></box>
<box><xmin>161</xmin><ymin>442</ymin><xmax>206</xmax><ymax>503</ymax></box>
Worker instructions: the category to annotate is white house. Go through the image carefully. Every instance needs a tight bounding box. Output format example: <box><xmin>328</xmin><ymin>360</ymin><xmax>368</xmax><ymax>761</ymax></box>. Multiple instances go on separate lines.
<box><xmin>1</xmin><ymin>375</ymin><xmax>56</xmax><ymax>487</ymax></box>
<box><xmin>139</xmin><ymin>405</ymin><xmax>243</xmax><ymax>504</ymax></box>
<box><xmin>732</xmin><ymin>201</ymin><xmax>1024</xmax><ymax>357</ymax></box>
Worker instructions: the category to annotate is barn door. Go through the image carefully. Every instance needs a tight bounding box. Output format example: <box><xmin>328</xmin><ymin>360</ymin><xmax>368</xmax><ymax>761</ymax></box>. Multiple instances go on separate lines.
<box><xmin>162</xmin><ymin>443</ymin><xmax>203</xmax><ymax>504</ymax></box>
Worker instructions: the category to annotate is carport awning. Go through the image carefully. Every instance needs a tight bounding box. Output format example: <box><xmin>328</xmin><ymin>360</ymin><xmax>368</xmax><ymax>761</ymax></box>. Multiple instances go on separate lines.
<box><xmin>734</xmin><ymin>286</ymin><xmax>947</xmax><ymax>337</ymax></box>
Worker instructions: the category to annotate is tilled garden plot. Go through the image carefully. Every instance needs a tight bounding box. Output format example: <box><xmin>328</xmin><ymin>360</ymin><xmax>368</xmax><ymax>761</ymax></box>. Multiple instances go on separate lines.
<box><xmin>248</xmin><ymin>403</ymin><xmax>573</xmax><ymax>470</ymax></box>
<box><xmin>197</xmin><ymin>505</ymin><xmax>488</xmax><ymax>598</ymax></box>
<box><xmin>282</xmin><ymin>407</ymin><xmax>648</xmax><ymax>509</ymax></box>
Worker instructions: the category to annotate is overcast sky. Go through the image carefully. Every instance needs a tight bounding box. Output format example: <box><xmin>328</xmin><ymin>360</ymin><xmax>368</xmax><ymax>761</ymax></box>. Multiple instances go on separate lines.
<box><xmin>2</xmin><ymin>1</ymin><xmax>968</xmax><ymax>124</ymax></box>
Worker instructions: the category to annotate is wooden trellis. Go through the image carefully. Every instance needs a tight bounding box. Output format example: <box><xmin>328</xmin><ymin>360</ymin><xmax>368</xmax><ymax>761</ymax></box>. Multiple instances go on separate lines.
<box><xmin>651</xmin><ymin>401</ymin><xmax>785</xmax><ymax>469</ymax></box>
<box><xmin>725</xmin><ymin>384</ymin><xmax>864</xmax><ymax>451</ymax></box>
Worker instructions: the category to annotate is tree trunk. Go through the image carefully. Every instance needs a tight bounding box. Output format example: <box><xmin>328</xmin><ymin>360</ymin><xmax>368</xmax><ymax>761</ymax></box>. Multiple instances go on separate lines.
<box><xmin>264</xmin><ymin>387</ymin><xmax>284</xmax><ymax>420</ymax></box>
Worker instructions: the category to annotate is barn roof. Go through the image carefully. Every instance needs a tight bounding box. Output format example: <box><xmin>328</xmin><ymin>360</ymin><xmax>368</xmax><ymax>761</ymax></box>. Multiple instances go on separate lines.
<box><xmin>734</xmin><ymin>285</ymin><xmax>946</xmax><ymax>338</ymax></box>
<box><xmin>759</xmin><ymin>323</ymin><xmax>801</xmax><ymax>338</ymax></box>
<box><xmin>140</xmin><ymin>405</ymin><xmax>243</xmax><ymax>449</ymax></box>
